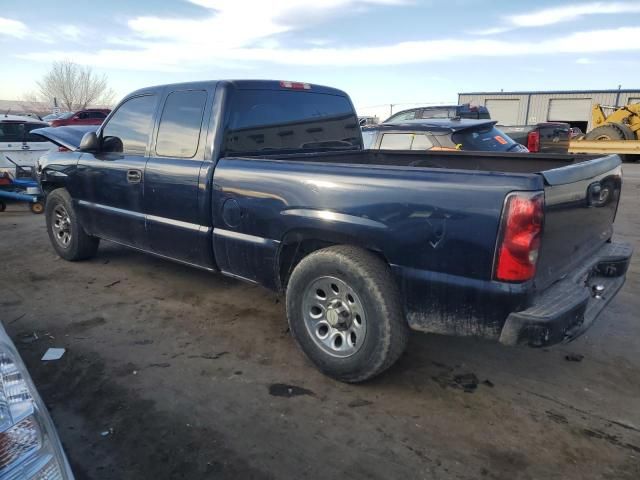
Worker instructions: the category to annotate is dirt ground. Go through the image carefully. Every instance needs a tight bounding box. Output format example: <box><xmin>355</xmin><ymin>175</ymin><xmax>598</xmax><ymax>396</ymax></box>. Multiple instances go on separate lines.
<box><xmin>1</xmin><ymin>164</ymin><xmax>639</xmax><ymax>480</ymax></box>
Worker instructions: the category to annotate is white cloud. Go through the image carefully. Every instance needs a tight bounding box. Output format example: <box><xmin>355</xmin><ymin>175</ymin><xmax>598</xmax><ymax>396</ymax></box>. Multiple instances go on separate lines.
<box><xmin>17</xmin><ymin>26</ymin><xmax>640</xmax><ymax>71</ymax></box>
<box><xmin>474</xmin><ymin>1</ymin><xmax>640</xmax><ymax>35</ymax></box>
<box><xmin>507</xmin><ymin>1</ymin><xmax>640</xmax><ymax>27</ymax></box>
<box><xmin>576</xmin><ymin>57</ymin><xmax>594</xmax><ymax>64</ymax></box>
<box><xmin>0</xmin><ymin>17</ymin><xmax>28</xmax><ymax>38</ymax></box>
<box><xmin>58</xmin><ymin>25</ymin><xmax>83</xmax><ymax>40</ymax></box>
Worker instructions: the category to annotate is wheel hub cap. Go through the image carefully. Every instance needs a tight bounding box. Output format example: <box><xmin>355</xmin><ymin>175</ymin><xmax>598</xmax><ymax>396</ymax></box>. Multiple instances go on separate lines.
<box><xmin>301</xmin><ymin>276</ymin><xmax>367</xmax><ymax>358</ymax></box>
<box><xmin>52</xmin><ymin>205</ymin><xmax>72</xmax><ymax>247</ymax></box>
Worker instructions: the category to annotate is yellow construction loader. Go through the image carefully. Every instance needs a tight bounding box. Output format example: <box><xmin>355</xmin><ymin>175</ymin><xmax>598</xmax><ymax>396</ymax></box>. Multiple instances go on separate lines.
<box><xmin>569</xmin><ymin>103</ymin><xmax>640</xmax><ymax>156</ymax></box>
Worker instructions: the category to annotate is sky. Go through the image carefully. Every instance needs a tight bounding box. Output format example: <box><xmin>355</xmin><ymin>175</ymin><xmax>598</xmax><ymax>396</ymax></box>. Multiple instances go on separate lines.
<box><xmin>1</xmin><ymin>0</ymin><xmax>640</xmax><ymax>120</ymax></box>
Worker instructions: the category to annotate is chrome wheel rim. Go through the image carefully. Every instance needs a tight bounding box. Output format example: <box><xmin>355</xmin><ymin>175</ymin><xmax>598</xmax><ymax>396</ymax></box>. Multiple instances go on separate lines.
<box><xmin>302</xmin><ymin>276</ymin><xmax>367</xmax><ymax>358</ymax></box>
<box><xmin>52</xmin><ymin>205</ymin><xmax>72</xmax><ymax>248</ymax></box>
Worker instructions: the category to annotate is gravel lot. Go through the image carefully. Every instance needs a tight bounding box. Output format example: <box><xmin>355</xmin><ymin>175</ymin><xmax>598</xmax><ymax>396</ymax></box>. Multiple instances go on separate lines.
<box><xmin>1</xmin><ymin>164</ymin><xmax>639</xmax><ymax>480</ymax></box>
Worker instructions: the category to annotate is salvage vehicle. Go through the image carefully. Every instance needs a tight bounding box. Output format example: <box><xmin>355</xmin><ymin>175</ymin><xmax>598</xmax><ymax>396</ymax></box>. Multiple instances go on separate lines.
<box><xmin>0</xmin><ymin>321</ymin><xmax>74</xmax><ymax>479</ymax></box>
<box><xmin>33</xmin><ymin>80</ymin><xmax>632</xmax><ymax>382</ymax></box>
<box><xmin>362</xmin><ymin>119</ymin><xmax>528</xmax><ymax>152</ymax></box>
<box><xmin>384</xmin><ymin>103</ymin><xmax>490</xmax><ymax>122</ymax></box>
<box><xmin>498</xmin><ymin>123</ymin><xmax>570</xmax><ymax>154</ymax></box>
<box><xmin>0</xmin><ymin>115</ymin><xmax>53</xmax><ymax>172</ymax></box>
<box><xmin>50</xmin><ymin>109</ymin><xmax>111</xmax><ymax>127</ymax></box>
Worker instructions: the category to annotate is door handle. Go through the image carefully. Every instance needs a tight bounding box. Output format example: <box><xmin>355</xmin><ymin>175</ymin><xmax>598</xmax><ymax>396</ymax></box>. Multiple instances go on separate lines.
<box><xmin>21</xmin><ymin>144</ymin><xmax>30</xmax><ymax>150</ymax></box>
<box><xmin>127</xmin><ymin>169</ymin><xmax>142</xmax><ymax>184</ymax></box>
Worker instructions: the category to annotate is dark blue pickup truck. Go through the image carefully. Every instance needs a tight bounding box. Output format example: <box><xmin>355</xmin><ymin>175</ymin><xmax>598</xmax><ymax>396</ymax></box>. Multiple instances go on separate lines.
<box><xmin>34</xmin><ymin>80</ymin><xmax>632</xmax><ymax>382</ymax></box>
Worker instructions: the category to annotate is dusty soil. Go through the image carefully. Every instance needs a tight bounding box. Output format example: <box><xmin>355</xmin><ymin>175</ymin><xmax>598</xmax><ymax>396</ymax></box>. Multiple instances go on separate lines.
<box><xmin>1</xmin><ymin>165</ymin><xmax>640</xmax><ymax>479</ymax></box>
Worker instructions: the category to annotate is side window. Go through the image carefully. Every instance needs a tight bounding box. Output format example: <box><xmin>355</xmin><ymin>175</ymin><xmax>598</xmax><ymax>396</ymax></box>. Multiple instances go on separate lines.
<box><xmin>411</xmin><ymin>134</ymin><xmax>434</xmax><ymax>150</ymax></box>
<box><xmin>88</xmin><ymin>111</ymin><xmax>107</xmax><ymax>119</ymax></box>
<box><xmin>388</xmin><ymin>110</ymin><xmax>416</xmax><ymax>122</ymax></box>
<box><xmin>0</xmin><ymin>123</ymin><xmax>23</xmax><ymax>142</ymax></box>
<box><xmin>101</xmin><ymin>95</ymin><xmax>157</xmax><ymax>155</ymax></box>
<box><xmin>156</xmin><ymin>90</ymin><xmax>207</xmax><ymax>158</ymax></box>
<box><xmin>379</xmin><ymin>133</ymin><xmax>414</xmax><ymax>150</ymax></box>
<box><xmin>23</xmin><ymin>123</ymin><xmax>48</xmax><ymax>143</ymax></box>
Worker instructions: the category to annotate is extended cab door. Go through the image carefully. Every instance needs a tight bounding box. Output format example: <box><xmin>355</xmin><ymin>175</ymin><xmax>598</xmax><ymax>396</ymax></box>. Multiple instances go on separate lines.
<box><xmin>75</xmin><ymin>94</ymin><xmax>158</xmax><ymax>248</ymax></box>
<box><xmin>143</xmin><ymin>88</ymin><xmax>212</xmax><ymax>266</ymax></box>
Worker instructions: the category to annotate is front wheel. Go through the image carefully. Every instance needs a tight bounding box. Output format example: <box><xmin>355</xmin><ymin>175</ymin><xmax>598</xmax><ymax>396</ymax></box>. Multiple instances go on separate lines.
<box><xmin>30</xmin><ymin>201</ymin><xmax>44</xmax><ymax>214</ymax></box>
<box><xmin>45</xmin><ymin>188</ymin><xmax>99</xmax><ymax>261</ymax></box>
<box><xmin>286</xmin><ymin>245</ymin><xmax>409</xmax><ymax>382</ymax></box>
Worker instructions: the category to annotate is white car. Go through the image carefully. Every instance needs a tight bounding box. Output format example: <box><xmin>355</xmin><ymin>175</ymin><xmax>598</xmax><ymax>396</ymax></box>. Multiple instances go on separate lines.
<box><xmin>0</xmin><ymin>321</ymin><xmax>74</xmax><ymax>478</ymax></box>
<box><xmin>0</xmin><ymin>115</ymin><xmax>54</xmax><ymax>174</ymax></box>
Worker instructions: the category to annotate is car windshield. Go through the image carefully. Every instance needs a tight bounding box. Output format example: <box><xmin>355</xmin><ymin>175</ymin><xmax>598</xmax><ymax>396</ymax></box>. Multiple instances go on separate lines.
<box><xmin>58</xmin><ymin>112</ymin><xmax>74</xmax><ymax>119</ymax></box>
<box><xmin>452</xmin><ymin>125</ymin><xmax>524</xmax><ymax>152</ymax></box>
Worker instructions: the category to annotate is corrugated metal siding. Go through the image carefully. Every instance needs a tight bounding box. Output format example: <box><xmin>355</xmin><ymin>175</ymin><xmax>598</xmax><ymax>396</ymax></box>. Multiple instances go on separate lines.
<box><xmin>459</xmin><ymin>91</ymin><xmax>639</xmax><ymax>129</ymax></box>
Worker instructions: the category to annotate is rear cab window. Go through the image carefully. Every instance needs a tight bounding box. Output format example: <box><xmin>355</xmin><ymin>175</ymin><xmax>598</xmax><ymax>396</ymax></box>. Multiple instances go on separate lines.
<box><xmin>224</xmin><ymin>89</ymin><xmax>360</xmax><ymax>155</ymax></box>
<box><xmin>156</xmin><ymin>90</ymin><xmax>207</xmax><ymax>158</ymax></box>
<box><xmin>361</xmin><ymin>130</ymin><xmax>377</xmax><ymax>149</ymax></box>
<box><xmin>452</xmin><ymin>125</ymin><xmax>525</xmax><ymax>152</ymax></box>
<box><xmin>379</xmin><ymin>132</ymin><xmax>435</xmax><ymax>150</ymax></box>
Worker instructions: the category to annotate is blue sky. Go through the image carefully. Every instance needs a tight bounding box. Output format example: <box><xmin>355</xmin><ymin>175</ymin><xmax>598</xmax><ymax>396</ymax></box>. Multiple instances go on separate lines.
<box><xmin>1</xmin><ymin>0</ymin><xmax>640</xmax><ymax>119</ymax></box>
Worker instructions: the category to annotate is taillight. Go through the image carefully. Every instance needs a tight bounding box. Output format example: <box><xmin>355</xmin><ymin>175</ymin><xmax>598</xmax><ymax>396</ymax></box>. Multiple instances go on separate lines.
<box><xmin>527</xmin><ymin>131</ymin><xmax>540</xmax><ymax>152</ymax></box>
<box><xmin>494</xmin><ymin>192</ymin><xmax>544</xmax><ymax>282</ymax></box>
<box><xmin>279</xmin><ymin>80</ymin><xmax>311</xmax><ymax>90</ymax></box>
<box><xmin>57</xmin><ymin>146</ymin><xmax>70</xmax><ymax>152</ymax></box>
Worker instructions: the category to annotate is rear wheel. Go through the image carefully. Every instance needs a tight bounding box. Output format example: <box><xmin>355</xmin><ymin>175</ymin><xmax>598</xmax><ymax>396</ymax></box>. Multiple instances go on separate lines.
<box><xmin>45</xmin><ymin>188</ymin><xmax>99</xmax><ymax>261</ymax></box>
<box><xmin>585</xmin><ymin>124</ymin><xmax>633</xmax><ymax>141</ymax></box>
<box><xmin>286</xmin><ymin>245</ymin><xmax>409</xmax><ymax>382</ymax></box>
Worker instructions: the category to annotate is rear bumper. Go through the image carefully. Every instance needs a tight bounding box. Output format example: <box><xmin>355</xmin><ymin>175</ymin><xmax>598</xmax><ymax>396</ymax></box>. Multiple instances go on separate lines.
<box><xmin>499</xmin><ymin>241</ymin><xmax>633</xmax><ymax>347</ymax></box>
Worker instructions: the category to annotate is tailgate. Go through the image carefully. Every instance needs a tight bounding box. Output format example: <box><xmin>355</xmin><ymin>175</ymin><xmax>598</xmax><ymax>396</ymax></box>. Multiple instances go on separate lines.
<box><xmin>535</xmin><ymin>154</ymin><xmax>622</xmax><ymax>290</ymax></box>
<box><xmin>537</xmin><ymin>122</ymin><xmax>570</xmax><ymax>154</ymax></box>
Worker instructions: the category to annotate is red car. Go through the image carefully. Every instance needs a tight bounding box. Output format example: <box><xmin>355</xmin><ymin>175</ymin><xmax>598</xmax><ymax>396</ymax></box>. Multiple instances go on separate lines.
<box><xmin>50</xmin><ymin>108</ymin><xmax>111</xmax><ymax>127</ymax></box>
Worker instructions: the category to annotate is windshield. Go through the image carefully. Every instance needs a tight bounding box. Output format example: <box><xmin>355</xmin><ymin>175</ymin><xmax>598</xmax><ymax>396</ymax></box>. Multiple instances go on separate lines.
<box><xmin>452</xmin><ymin>125</ymin><xmax>526</xmax><ymax>152</ymax></box>
<box><xmin>225</xmin><ymin>89</ymin><xmax>361</xmax><ymax>154</ymax></box>
<box><xmin>58</xmin><ymin>112</ymin><xmax>74</xmax><ymax>119</ymax></box>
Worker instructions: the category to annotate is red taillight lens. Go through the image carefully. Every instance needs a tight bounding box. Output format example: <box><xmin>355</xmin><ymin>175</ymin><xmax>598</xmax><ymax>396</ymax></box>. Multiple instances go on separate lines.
<box><xmin>57</xmin><ymin>146</ymin><xmax>70</xmax><ymax>152</ymax></box>
<box><xmin>495</xmin><ymin>192</ymin><xmax>544</xmax><ymax>282</ymax></box>
<box><xmin>527</xmin><ymin>131</ymin><xmax>540</xmax><ymax>152</ymax></box>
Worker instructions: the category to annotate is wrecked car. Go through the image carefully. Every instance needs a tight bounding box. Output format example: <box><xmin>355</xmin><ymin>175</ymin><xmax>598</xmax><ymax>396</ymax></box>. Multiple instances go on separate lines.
<box><xmin>33</xmin><ymin>80</ymin><xmax>632</xmax><ymax>382</ymax></box>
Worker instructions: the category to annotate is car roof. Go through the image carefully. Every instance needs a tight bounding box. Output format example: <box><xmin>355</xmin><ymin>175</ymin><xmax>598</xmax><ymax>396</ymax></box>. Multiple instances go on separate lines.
<box><xmin>363</xmin><ymin>118</ymin><xmax>497</xmax><ymax>133</ymax></box>
<box><xmin>125</xmin><ymin>80</ymin><xmax>349</xmax><ymax>98</ymax></box>
<box><xmin>0</xmin><ymin>114</ymin><xmax>47</xmax><ymax>124</ymax></box>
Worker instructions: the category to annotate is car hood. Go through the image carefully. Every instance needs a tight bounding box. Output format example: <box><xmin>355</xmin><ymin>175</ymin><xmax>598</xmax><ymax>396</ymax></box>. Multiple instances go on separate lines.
<box><xmin>31</xmin><ymin>125</ymin><xmax>98</xmax><ymax>151</ymax></box>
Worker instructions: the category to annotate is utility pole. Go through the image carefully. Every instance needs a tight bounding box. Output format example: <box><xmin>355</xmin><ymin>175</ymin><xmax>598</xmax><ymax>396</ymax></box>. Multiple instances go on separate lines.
<box><xmin>389</xmin><ymin>104</ymin><xmax>395</xmax><ymax>117</ymax></box>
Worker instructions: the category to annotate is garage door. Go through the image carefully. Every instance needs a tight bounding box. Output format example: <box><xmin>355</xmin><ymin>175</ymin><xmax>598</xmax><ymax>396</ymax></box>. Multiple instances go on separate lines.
<box><xmin>548</xmin><ymin>99</ymin><xmax>591</xmax><ymax>121</ymax></box>
<box><xmin>485</xmin><ymin>99</ymin><xmax>520</xmax><ymax>125</ymax></box>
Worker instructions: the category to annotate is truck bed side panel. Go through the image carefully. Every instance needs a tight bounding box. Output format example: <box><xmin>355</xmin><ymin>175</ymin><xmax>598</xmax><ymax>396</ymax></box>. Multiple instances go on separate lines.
<box><xmin>212</xmin><ymin>157</ymin><xmax>542</xmax><ymax>335</ymax></box>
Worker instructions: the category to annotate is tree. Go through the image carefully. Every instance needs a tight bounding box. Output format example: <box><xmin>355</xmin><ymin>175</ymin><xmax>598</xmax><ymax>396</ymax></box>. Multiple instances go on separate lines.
<box><xmin>34</xmin><ymin>60</ymin><xmax>115</xmax><ymax>111</ymax></box>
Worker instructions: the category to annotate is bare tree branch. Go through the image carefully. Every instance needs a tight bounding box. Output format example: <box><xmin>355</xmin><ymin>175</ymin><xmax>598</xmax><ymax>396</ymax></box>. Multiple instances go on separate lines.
<box><xmin>35</xmin><ymin>60</ymin><xmax>115</xmax><ymax>111</ymax></box>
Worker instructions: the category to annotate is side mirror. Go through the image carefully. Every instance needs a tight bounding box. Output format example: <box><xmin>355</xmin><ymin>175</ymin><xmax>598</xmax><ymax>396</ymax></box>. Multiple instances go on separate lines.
<box><xmin>79</xmin><ymin>132</ymin><xmax>99</xmax><ymax>152</ymax></box>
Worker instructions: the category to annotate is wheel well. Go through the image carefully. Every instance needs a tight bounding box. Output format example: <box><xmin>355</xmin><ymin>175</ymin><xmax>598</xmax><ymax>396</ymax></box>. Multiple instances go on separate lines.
<box><xmin>277</xmin><ymin>235</ymin><xmax>389</xmax><ymax>290</ymax></box>
<box><xmin>40</xmin><ymin>181</ymin><xmax>64</xmax><ymax>196</ymax></box>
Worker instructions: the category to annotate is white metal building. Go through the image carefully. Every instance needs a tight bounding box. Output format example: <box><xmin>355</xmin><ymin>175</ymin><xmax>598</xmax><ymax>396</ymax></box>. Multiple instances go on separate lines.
<box><xmin>458</xmin><ymin>90</ymin><xmax>640</xmax><ymax>131</ymax></box>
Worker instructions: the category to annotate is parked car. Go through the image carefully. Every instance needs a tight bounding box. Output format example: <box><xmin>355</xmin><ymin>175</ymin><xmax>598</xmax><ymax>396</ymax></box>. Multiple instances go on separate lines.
<box><xmin>33</xmin><ymin>80</ymin><xmax>632</xmax><ymax>382</ymax></box>
<box><xmin>50</xmin><ymin>109</ymin><xmax>111</xmax><ymax>127</ymax></box>
<box><xmin>0</xmin><ymin>321</ymin><xmax>74</xmax><ymax>478</ymax></box>
<box><xmin>498</xmin><ymin>123</ymin><xmax>570</xmax><ymax>154</ymax></box>
<box><xmin>385</xmin><ymin>103</ymin><xmax>490</xmax><ymax>123</ymax></box>
<box><xmin>0</xmin><ymin>115</ymin><xmax>53</xmax><ymax>173</ymax></box>
<box><xmin>362</xmin><ymin>119</ymin><xmax>528</xmax><ymax>152</ymax></box>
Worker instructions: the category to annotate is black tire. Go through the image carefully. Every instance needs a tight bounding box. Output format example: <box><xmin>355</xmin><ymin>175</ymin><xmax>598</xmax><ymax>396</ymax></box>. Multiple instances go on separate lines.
<box><xmin>45</xmin><ymin>188</ymin><xmax>99</xmax><ymax>261</ymax></box>
<box><xmin>586</xmin><ymin>124</ymin><xmax>633</xmax><ymax>141</ymax></box>
<box><xmin>30</xmin><ymin>201</ymin><xmax>44</xmax><ymax>214</ymax></box>
<box><xmin>286</xmin><ymin>245</ymin><xmax>409</xmax><ymax>382</ymax></box>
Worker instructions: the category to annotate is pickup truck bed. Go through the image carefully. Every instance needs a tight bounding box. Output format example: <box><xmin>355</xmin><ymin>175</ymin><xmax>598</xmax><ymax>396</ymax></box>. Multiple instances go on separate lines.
<box><xmin>34</xmin><ymin>79</ymin><xmax>632</xmax><ymax>382</ymax></box>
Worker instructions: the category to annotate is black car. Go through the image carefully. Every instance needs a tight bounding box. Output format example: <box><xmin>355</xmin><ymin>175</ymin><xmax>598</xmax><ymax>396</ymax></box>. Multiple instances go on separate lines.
<box><xmin>362</xmin><ymin>119</ymin><xmax>528</xmax><ymax>153</ymax></box>
<box><xmin>384</xmin><ymin>104</ymin><xmax>490</xmax><ymax>123</ymax></box>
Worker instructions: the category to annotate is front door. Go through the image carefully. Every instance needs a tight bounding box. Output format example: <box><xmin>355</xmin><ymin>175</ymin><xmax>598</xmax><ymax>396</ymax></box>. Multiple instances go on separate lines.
<box><xmin>75</xmin><ymin>94</ymin><xmax>158</xmax><ymax>248</ymax></box>
<box><xmin>144</xmin><ymin>88</ymin><xmax>211</xmax><ymax>266</ymax></box>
